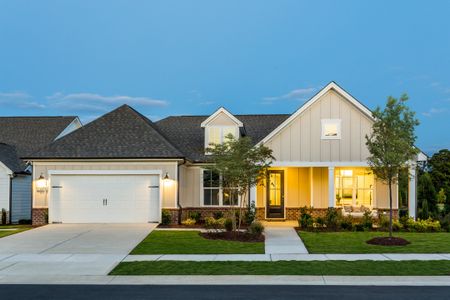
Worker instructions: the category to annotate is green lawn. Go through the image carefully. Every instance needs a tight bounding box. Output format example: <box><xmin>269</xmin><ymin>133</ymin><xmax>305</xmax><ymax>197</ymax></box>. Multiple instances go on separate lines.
<box><xmin>0</xmin><ymin>225</ymin><xmax>32</xmax><ymax>238</ymax></box>
<box><xmin>299</xmin><ymin>231</ymin><xmax>450</xmax><ymax>253</ymax></box>
<box><xmin>110</xmin><ymin>260</ymin><xmax>450</xmax><ymax>276</ymax></box>
<box><xmin>130</xmin><ymin>230</ymin><xmax>264</xmax><ymax>254</ymax></box>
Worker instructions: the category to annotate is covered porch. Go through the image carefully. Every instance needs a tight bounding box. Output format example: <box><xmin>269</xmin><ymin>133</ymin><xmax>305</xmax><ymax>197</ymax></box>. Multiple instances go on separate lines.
<box><xmin>251</xmin><ymin>164</ymin><xmax>417</xmax><ymax>220</ymax></box>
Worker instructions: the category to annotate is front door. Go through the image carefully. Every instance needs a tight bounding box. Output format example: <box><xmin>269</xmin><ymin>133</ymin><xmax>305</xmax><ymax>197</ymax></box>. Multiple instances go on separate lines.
<box><xmin>266</xmin><ymin>170</ymin><xmax>284</xmax><ymax>218</ymax></box>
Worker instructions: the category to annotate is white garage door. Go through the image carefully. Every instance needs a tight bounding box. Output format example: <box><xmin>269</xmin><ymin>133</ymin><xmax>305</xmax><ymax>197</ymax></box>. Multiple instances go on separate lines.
<box><xmin>49</xmin><ymin>174</ymin><xmax>160</xmax><ymax>223</ymax></box>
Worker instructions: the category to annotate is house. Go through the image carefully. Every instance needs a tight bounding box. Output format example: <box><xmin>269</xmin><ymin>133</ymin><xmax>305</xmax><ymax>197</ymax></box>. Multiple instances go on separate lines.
<box><xmin>24</xmin><ymin>82</ymin><xmax>426</xmax><ymax>225</ymax></box>
<box><xmin>0</xmin><ymin>117</ymin><xmax>81</xmax><ymax>223</ymax></box>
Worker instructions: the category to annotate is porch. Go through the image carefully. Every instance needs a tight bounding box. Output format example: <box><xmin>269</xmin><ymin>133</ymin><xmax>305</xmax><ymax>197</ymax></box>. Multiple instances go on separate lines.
<box><xmin>252</xmin><ymin>165</ymin><xmax>416</xmax><ymax>220</ymax></box>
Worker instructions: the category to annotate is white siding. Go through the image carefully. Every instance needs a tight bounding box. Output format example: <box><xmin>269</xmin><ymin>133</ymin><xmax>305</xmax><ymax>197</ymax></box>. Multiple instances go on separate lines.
<box><xmin>11</xmin><ymin>175</ymin><xmax>32</xmax><ymax>223</ymax></box>
<box><xmin>0</xmin><ymin>165</ymin><xmax>11</xmax><ymax>213</ymax></box>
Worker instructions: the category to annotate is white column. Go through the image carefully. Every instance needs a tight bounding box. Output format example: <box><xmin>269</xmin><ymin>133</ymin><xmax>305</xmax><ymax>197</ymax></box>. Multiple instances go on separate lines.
<box><xmin>408</xmin><ymin>165</ymin><xmax>417</xmax><ymax>220</ymax></box>
<box><xmin>310</xmin><ymin>167</ymin><xmax>314</xmax><ymax>207</ymax></box>
<box><xmin>249</xmin><ymin>185</ymin><xmax>257</xmax><ymax>207</ymax></box>
<box><xmin>328</xmin><ymin>166</ymin><xmax>335</xmax><ymax>208</ymax></box>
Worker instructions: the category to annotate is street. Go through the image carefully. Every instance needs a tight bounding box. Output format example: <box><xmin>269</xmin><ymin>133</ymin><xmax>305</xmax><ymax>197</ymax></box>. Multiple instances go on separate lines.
<box><xmin>1</xmin><ymin>285</ymin><xmax>449</xmax><ymax>300</ymax></box>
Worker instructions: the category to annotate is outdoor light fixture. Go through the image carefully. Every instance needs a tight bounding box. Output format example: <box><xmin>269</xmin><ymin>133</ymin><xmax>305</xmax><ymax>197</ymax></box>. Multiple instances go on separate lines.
<box><xmin>163</xmin><ymin>172</ymin><xmax>170</xmax><ymax>180</ymax></box>
<box><xmin>36</xmin><ymin>173</ymin><xmax>47</xmax><ymax>192</ymax></box>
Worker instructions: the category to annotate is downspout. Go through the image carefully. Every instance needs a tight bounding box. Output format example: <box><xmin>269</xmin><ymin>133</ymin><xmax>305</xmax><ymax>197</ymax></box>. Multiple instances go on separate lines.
<box><xmin>177</xmin><ymin>159</ymin><xmax>186</xmax><ymax>225</ymax></box>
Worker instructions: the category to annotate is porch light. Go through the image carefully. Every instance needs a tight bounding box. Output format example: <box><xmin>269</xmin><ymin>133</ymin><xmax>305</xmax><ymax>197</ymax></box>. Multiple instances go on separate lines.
<box><xmin>163</xmin><ymin>172</ymin><xmax>170</xmax><ymax>180</ymax></box>
<box><xmin>36</xmin><ymin>173</ymin><xmax>47</xmax><ymax>192</ymax></box>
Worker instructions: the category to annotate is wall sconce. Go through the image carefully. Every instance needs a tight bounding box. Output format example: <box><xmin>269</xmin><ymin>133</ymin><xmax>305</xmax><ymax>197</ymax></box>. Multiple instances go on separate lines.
<box><xmin>163</xmin><ymin>172</ymin><xmax>173</xmax><ymax>187</ymax></box>
<box><xmin>36</xmin><ymin>173</ymin><xmax>48</xmax><ymax>192</ymax></box>
<box><xmin>163</xmin><ymin>172</ymin><xmax>170</xmax><ymax>181</ymax></box>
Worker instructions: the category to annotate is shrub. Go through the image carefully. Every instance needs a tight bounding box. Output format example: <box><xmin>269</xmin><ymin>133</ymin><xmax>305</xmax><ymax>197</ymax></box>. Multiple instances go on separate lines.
<box><xmin>161</xmin><ymin>209</ymin><xmax>172</xmax><ymax>225</ymax></box>
<box><xmin>405</xmin><ymin>218</ymin><xmax>441</xmax><ymax>232</ymax></box>
<box><xmin>361</xmin><ymin>210</ymin><xmax>373</xmax><ymax>230</ymax></box>
<box><xmin>213</xmin><ymin>211</ymin><xmax>224</xmax><ymax>219</ymax></box>
<box><xmin>339</xmin><ymin>215</ymin><xmax>353</xmax><ymax>231</ymax></box>
<box><xmin>189</xmin><ymin>212</ymin><xmax>202</xmax><ymax>223</ymax></box>
<box><xmin>325</xmin><ymin>207</ymin><xmax>339</xmax><ymax>230</ymax></box>
<box><xmin>244</xmin><ymin>202</ymin><xmax>256</xmax><ymax>225</ymax></box>
<box><xmin>353</xmin><ymin>223</ymin><xmax>364</xmax><ymax>232</ymax></box>
<box><xmin>439</xmin><ymin>213</ymin><xmax>450</xmax><ymax>232</ymax></box>
<box><xmin>181</xmin><ymin>218</ymin><xmax>196</xmax><ymax>226</ymax></box>
<box><xmin>315</xmin><ymin>217</ymin><xmax>325</xmax><ymax>228</ymax></box>
<box><xmin>298</xmin><ymin>206</ymin><xmax>313</xmax><ymax>229</ymax></box>
<box><xmin>1</xmin><ymin>208</ymin><xmax>6</xmax><ymax>225</ymax></box>
<box><xmin>18</xmin><ymin>219</ymin><xmax>32</xmax><ymax>225</ymax></box>
<box><xmin>392</xmin><ymin>220</ymin><xmax>403</xmax><ymax>231</ymax></box>
<box><xmin>204</xmin><ymin>217</ymin><xmax>225</xmax><ymax>232</ymax></box>
<box><xmin>379</xmin><ymin>214</ymin><xmax>390</xmax><ymax>231</ymax></box>
<box><xmin>248</xmin><ymin>221</ymin><xmax>264</xmax><ymax>236</ymax></box>
<box><xmin>224</xmin><ymin>218</ymin><xmax>233</xmax><ymax>232</ymax></box>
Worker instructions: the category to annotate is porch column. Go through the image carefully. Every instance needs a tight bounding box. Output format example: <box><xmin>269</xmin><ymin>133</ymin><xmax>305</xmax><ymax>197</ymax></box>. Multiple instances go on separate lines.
<box><xmin>408</xmin><ymin>165</ymin><xmax>417</xmax><ymax>220</ymax></box>
<box><xmin>249</xmin><ymin>185</ymin><xmax>257</xmax><ymax>207</ymax></box>
<box><xmin>328</xmin><ymin>166</ymin><xmax>335</xmax><ymax>207</ymax></box>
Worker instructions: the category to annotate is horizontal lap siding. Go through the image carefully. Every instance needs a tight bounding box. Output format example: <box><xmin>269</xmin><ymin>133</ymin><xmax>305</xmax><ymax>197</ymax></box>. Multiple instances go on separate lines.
<box><xmin>11</xmin><ymin>175</ymin><xmax>31</xmax><ymax>222</ymax></box>
<box><xmin>0</xmin><ymin>169</ymin><xmax>10</xmax><ymax>212</ymax></box>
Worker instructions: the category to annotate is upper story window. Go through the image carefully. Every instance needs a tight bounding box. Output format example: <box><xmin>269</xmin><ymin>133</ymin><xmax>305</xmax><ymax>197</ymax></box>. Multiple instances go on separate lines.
<box><xmin>206</xmin><ymin>126</ymin><xmax>237</xmax><ymax>147</ymax></box>
<box><xmin>321</xmin><ymin>119</ymin><xmax>341</xmax><ymax>140</ymax></box>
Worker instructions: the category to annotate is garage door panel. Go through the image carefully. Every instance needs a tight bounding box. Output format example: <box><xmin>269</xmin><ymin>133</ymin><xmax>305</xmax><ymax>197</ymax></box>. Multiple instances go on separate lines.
<box><xmin>50</xmin><ymin>174</ymin><xmax>160</xmax><ymax>223</ymax></box>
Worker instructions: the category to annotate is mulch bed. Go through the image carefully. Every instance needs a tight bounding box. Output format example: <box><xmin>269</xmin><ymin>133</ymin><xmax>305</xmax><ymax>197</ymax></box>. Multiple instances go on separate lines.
<box><xmin>366</xmin><ymin>237</ymin><xmax>410</xmax><ymax>246</ymax></box>
<box><xmin>200</xmin><ymin>231</ymin><xmax>264</xmax><ymax>243</ymax></box>
<box><xmin>157</xmin><ymin>224</ymin><xmax>205</xmax><ymax>229</ymax></box>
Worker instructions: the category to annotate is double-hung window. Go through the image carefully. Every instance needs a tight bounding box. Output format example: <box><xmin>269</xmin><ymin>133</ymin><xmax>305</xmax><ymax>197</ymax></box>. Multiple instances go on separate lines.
<box><xmin>206</xmin><ymin>126</ymin><xmax>237</xmax><ymax>148</ymax></box>
<box><xmin>202</xmin><ymin>169</ymin><xmax>239</xmax><ymax>206</ymax></box>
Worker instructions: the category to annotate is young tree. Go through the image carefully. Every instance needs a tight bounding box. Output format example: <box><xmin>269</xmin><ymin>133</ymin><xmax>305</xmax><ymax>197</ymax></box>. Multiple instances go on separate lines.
<box><xmin>365</xmin><ymin>94</ymin><xmax>419</xmax><ymax>238</ymax></box>
<box><xmin>206</xmin><ymin>134</ymin><xmax>273</xmax><ymax>232</ymax></box>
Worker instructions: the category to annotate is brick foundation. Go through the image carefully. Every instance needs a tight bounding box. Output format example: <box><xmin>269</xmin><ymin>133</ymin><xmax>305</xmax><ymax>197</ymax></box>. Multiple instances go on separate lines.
<box><xmin>32</xmin><ymin>208</ymin><xmax>48</xmax><ymax>225</ymax></box>
<box><xmin>255</xmin><ymin>207</ymin><xmax>332</xmax><ymax>221</ymax></box>
<box><xmin>163</xmin><ymin>207</ymin><xmax>249</xmax><ymax>224</ymax></box>
<box><xmin>377</xmin><ymin>209</ymin><xmax>399</xmax><ymax>220</ymax></box>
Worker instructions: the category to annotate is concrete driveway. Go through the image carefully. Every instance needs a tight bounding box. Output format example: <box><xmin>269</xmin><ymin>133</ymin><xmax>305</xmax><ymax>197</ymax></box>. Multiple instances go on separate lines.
<box><xmin>0</xmin><ymin>224</ymin><xmax>156</xmax><ymax>276</ymax></box>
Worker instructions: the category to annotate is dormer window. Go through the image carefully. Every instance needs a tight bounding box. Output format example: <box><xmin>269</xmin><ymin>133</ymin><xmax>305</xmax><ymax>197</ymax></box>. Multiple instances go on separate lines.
<box><xmin>201</xmin><ymin>107</ymin><xmax>244</xmax><ymax>151</ymax></box>
<box><xmin>206</xmin><ymin>126</ymin><xmax>238</xmax><ymax>146</ymax></box>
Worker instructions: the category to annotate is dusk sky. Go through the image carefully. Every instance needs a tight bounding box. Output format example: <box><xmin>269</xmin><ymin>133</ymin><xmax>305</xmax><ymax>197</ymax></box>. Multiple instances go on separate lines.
<box><xmin>0</xmin><ymin>0</ymin><xmax>449</xmax><ymax>154</ymax></box>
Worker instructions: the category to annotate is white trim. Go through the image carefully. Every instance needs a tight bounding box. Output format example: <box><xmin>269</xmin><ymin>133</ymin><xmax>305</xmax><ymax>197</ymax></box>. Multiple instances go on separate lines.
<box><xmin>328</xmin><ymin>166</ymin><xmax>335</xmax><ymax>207</ymax></box>
<box><xmin>257</xmin><ymin>82</ymin><xmax>374</xmax><ymax>146</ymax></box>
<box><xmin>321</xmin><ymin>119</ymin><xmax>342</xmax><ymax>140</ymax></box>
<box><xmin>199</xmin><ymin>168</ymin><xmax>241</xmax><ymax>207</ymax></box>
<box><xmin>271</xmin><ymin>161</ymin><xmax>369</xmax><ymax>167</ymax></box>
<box><xmin>32</xmin><ymin>160</ymin><xmax>182</xmax><ymax>165</ymax></box>
<box><xmin>417</xmin><ymin>151</ymin><xmax>427</xmax><ymax>162</ymax></box>
<box><xmin>408</xmin><ymin>165</ymin><xmax>417</xmax><ymax>220</ymax></box>
<box><xmin>309</xmin><ymin>167</ymin><xmax>314</xmax><ymax>207</ymax></box>
<box><xmin>0</xmin><ymin>162</ymin><xmax>13</xmax><ymax>175</ymax></box>
<box><xmin>54</xmin><ymin>117</ymin><xmax>82</xmax><ymax>140</ymax></box>
<box><xmin>48</xmin><ymin>170</ymin><xmax>163</xmax><ymax>175</ymax></box>
<box><xmin>200</xmin><ymin>107</ymin><xmax>243</xmax><ymax>128</ymax></box>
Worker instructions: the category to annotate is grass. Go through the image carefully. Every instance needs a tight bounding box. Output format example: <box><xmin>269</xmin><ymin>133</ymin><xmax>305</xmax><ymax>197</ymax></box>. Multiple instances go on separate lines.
<box><xmin>130</xmin><ymin>230</ymin><xmax>264</xmax><ymax>254</ymax></box>
<box><xmin>0</xmin><ymin>225</ymin><xmax>32</xmax><ymax>238</ymax></box>
<box><xmin>110</xmin><ymin>260</ymin><xmax>450</xmax><ymax>276</ymax></box>
<box><xmin>299</xmin><ymin>231</ymin><xmax>450</xmax><ymax>253</ymax></box>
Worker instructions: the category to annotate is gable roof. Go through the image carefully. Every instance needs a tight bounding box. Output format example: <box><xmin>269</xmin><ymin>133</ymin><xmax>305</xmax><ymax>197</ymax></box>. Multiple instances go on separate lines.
<box><xmin>257</xmin><ymin>81</ymin><xmax>375</xmax><ymax>145</ymax></box>
<box><xmin>26</xmin><ymin>105</ymin><xmax>184</xmax><ymax>159</ymax></box>
<box><xmin>156</xmin><ymin>114</ymin><xmax>290</xmax><ymax>162</ymax></box>
<box><xmin>0</xmin><ymin>143</ymin><xmax>25</xmax><ymax>174</ymax></box>
<box><xmin>0</xmin><ymin>116</ymin><xmax>79</xmax><ymax>158</ymax></box>
<box><xmin>200</xmin><ymin>107</ymin><xmax>244</xmax><ymax>127</ymax></box>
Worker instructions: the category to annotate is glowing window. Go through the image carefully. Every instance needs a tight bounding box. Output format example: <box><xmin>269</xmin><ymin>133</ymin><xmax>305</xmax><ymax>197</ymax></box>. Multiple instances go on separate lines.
<box><xmin>321</xmin><ymin>119</ymin><xmax>341</xmax><ymax>139</ymax></box>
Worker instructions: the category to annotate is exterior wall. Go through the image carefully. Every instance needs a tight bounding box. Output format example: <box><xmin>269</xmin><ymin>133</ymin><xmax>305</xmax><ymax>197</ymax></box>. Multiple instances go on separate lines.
<box><xmin>32</xmin><ymin>208</ymin><xmax>48</xmax><ymax>225</ymax></box>
<box><xmin>11</xmin><ymin>175</ymin><xmax>32</xmax><ymax>223</ymax></box>
<box><xmin>32</xmin><ymin>160</ymin><xmax>179</xmax><ymax>209</ymax></box>
<box><xmin>179</xmin><ymin>165</ymin><xmax>202</xmax><ymax>207</ymax></box>
<box><xmin>265</xmin><ymin>90</ymin><xmax>373</xmax><ymax>163</ymax></box>
<box><xmin>0</xmin><ymin>165</ymin><xmax>11</xmax><ymax>214</ymax></box>
<box><xmin>375</xmin><ymin>179</ymin><xmax>399</xmax><ymax>209</ymax></box>
<box><xmin>207</xmin><ymin>112</ymin><xmax>239</xmax><ymax>126</ymax></box>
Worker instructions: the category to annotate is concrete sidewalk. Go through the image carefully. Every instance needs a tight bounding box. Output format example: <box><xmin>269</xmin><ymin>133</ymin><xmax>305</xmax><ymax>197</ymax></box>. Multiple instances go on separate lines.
<box><xmin>0</xmin><ymin>275</ymin><xmax>449</xmax><ymax>286</ymax></box>
<box><xmin>124</xmin><ymin>253</ymin><xmax>450</xmax><ymax>262</ymax></box>
<box><xmin>264</xmin><ymin>226</ymin><xmax>309</xmax><ymax>254</ymax></box>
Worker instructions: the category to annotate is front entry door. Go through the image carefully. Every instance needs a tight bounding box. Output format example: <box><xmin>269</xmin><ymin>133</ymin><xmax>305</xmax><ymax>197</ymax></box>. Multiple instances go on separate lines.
<box><xmin>266</xmin><ymin>170</ymin><xmax>284</xmax><ymax>218</ymax></box>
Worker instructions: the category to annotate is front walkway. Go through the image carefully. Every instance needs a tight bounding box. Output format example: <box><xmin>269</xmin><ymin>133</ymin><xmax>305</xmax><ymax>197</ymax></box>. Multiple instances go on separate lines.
<box><xmin>263</xmin><ymin>222</ymin><xmax>309</xmax><ymax>254</ymax></box>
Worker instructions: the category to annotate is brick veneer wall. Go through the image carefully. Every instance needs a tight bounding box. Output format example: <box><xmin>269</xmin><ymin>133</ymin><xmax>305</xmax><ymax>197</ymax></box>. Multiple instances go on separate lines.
<box><xmin>163</xmin><ymin>207</ymin><xmax>249</xmax><ymax>224</ymax></box>
<box><xmin>32</xmin><ymin>208</ymin><xmax>48</xmax><ymax>225</ymax></box>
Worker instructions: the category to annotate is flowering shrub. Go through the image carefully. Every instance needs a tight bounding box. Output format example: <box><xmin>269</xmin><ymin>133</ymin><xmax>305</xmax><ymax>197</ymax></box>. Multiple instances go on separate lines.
<box><xmin>181</xmin><ymin>218</ymin><xmax>196</xmax><ymax>226</ymax></box>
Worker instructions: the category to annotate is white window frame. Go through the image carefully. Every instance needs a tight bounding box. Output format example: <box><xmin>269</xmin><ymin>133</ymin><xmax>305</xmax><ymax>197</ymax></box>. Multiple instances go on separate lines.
<box><xmin>200</xmin><ymin>169</ymin><xmax>241</xmax><ymax>207</ymax></box>
<box><xmin>204</xmin><ymin>125</ymin><xmax>239</xmax><ymax>152</ymax></box>
<box><xmin>321</xmin><ymin>119</ymin><xmax>342</xmax><ymax>140</ymax></box>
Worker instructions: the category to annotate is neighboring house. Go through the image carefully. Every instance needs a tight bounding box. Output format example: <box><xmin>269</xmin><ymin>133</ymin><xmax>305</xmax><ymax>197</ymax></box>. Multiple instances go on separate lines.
<box><xmin>25</xmin><ymin>82</ymin><xmax>426</xmax><ymax>225</ymax></box>
<box><xmin>0</xmin><ymin>117</ymin><xmax>81</xmax><ymax>223</ymax></box>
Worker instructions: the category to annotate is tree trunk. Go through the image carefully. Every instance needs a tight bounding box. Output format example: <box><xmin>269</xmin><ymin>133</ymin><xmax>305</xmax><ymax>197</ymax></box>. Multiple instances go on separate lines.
<box><xmin>388</xmin><ymin>178</ymin><xmax>393</xmax><ymax>238</ymax></box>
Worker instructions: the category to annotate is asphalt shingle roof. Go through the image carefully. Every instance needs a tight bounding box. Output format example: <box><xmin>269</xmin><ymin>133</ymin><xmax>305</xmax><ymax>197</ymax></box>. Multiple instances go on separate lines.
<box><xmin>156</xmin><ymin>114</ymin><xmax>290</xmax><ymax>162</ymax></box>
<box><xmin>0</xmin><ymin>143</ymin><xmax>25</xmax><ymax>173</ymax></box>
<box><xmin>26</xmin><ymin>105</ymin><xmax>184</xmax><ymax>159</ymax></box>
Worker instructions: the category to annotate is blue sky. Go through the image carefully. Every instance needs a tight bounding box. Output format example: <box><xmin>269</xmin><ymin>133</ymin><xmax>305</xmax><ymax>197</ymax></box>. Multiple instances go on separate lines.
<box><xmin>0</xmin><ymin>1</ymin><xmax>449</xmax><ymax>154</ymax></box>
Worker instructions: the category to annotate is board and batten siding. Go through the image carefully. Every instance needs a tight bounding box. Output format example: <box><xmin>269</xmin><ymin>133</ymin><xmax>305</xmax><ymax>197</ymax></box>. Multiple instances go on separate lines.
<box><xmin>265</xmin><ymin>90</ymin><xmax>373</xmax><ymax>162</ymax></box>
<box><xmin>32</xmin><ymin>161</ymin><xmax>178</xmax><ymax>209</ymax></box>
<box><xmin>0</xmin><ymin>165</ymin><xmax>11</xmax><ymax>213</ymax></box>
<box><xmin>11</xmin><ymin>175</ymin><xmax>32</xmax><ymax>223</ymax></box>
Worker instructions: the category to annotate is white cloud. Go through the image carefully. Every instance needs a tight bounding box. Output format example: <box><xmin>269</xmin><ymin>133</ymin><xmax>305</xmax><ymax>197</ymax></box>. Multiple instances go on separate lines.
<box><xmin>0</xmin><ymin>91</ymin><xmax>46</xmax><ymax>109</ymax></box>
<box><xmin>422</xmin><ymin>107</ymin><xmax>448</xmax><ymax>117</ymax></box>
<box><xmin>263</xmin><ymin>87</ymin><xmax>316</xmax><ymax>104</ymax></box>
<box><xmin>47</xmin><ymin>92</ymin><xmax>168</xmax><ymax>113</ymax></box>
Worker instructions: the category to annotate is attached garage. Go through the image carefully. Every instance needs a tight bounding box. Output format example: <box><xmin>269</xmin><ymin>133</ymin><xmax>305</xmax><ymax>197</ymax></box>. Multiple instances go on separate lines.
<box><xmin>48</xmin><ymin>171</ymin><xmax>161</xmax><ymax>224</ymax></box>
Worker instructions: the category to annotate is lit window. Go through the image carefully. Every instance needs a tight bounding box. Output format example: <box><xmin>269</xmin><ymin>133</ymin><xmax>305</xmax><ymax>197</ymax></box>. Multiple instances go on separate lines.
<box><xmin>206</xmin><ymin>126</ymin><xmax>237</xmax><ymax>148</ymax></box>
<box><xmin>321</xmin><ymin>119</ymin><xmax>341</xmax><ymax>139</ymax></box>
<box><xmin>202</xmin><ymin>169</ymin><xmax>239</xmax><ymax>206</ymax></box>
